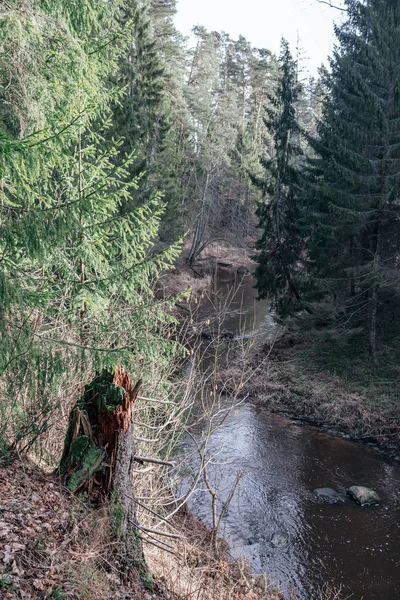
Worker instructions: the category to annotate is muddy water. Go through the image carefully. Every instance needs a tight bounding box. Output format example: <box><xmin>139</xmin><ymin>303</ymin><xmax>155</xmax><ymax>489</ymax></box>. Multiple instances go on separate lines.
<box><xmin>179</xmin><ymin>269</ymin><xmax>400</xmax><ymax>599</ymax></box>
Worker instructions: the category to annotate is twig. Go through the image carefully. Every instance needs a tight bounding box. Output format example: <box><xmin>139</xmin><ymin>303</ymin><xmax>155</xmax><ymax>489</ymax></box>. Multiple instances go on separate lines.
<box><xmin>135</xmin><ymin>523</ymin><xmax>182</xmax><ymax>539</ymax></box>
<box><xmin>142</xmin><ymin>535</ymin><xmax>177</xmax><ymax>555</ymax></box>
<box><xmin>138</xmin><ymin>395</ymin><xmax>177</xmax><ymax>405</ymax></box>
<box><xmin>134</xmin><ymin>498</ymin><xmax>182</xmax><ymax>533</ymax></box>
<box><xmin>134</xmin><ymin>455</ymin><xmax>175</xmax><ymax>467</ymax></box>
<box><xmin>133</xmin><ymin>420</ymin><xmax>163</xmax><ymax>430</ymax></box>
<box><xmin>132</xmin><ymin>466</ymin><xmax>155</xmax><ymax>474</ymax></box>
<box><xmin>315</xmin><ymin>0</ymin><xmax>347</xmax><ymax>10</ymax></box>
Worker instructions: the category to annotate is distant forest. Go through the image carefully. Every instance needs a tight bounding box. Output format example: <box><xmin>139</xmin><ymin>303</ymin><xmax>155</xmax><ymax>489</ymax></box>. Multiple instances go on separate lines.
<box><xmin>1</xmin><ymin>0</ymin><xmax>400</xmax><ymax>454</ymax></box>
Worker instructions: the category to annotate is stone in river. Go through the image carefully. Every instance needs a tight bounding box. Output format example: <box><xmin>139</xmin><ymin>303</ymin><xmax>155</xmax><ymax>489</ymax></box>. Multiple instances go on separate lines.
<box><xmin>347</xmin><ymin>486</ymin><xmax>381</xmax><ymax>506</ymax></box>
<box><xmin>237</xmin><ymin>266</ymin><xmax>250</xmax><ymax>275</ymax></box>
<box><xmin>271</xmin><ymin>531</ymin><xmax>289</xmax><ymax>547</ymax></box>
<box><xmin>314</xmin><ymin>487</ymin><xmax>347</xmax><ymax>505</ymax></box>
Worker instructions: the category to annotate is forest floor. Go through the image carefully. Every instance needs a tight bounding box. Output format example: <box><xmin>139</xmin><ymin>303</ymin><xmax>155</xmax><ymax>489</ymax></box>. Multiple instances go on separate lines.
<box><xmin>0</xmin><ymin>458</ymin><xmax>285</xmax><ymax>600</ymax></box>
<box><xmin>218</xmin><ymin>330</ymin><xmax>400</xmax><ymax>455</ymax></box>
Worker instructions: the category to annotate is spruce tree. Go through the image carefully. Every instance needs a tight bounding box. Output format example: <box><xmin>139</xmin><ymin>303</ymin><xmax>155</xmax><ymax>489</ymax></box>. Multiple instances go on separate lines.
<box><xmin>304</xmin><ymin>0</ymin><xmax>400</xmax><ymax>357</ymax></box>
<box><xmin>252</xmin><ymin>39</ymin><xmax>305</xmax><ymax>315</ymax></box>
<box><xmin>111</xmin><ymin>0</ymin><xmax>167</xmax><ymax>202</ymax></box>
<box><xmin>0</xmin><ymin>0</ymin><xmax>181</xmax><ymax>452</ymax></box>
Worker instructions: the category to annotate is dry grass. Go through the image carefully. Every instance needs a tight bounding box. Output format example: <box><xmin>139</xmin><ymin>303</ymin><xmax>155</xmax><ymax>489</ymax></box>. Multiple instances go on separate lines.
<box><xmin>0</xmin><ymin>459</ymin><xmax>141</xmax><ymax>599</ymax></box>
<box><xmin>0</xmin><ymin>456</ymin><xmax>345</xmax><ymax>600</ymax></box>
<box><xmin>143</xmin><ymin>504</ymin><xmax>285</xmax><ymax>600</ymax></box>
<box><xmin>217</xmin><ymin>334</ymin><xmax>400</xmax><ymax>451</ymax></box>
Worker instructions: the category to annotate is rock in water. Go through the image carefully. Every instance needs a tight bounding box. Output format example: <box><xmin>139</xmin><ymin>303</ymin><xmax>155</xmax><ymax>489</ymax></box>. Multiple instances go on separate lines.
<box><xmin>271</xmin><ymin>531</ymin><xmax>289</xmax><ymax>547</ymax></box>
<box><xmin>347</xmin><ymin>486</ymin><xmax>381</xmax><ymax>506</ymax></box>
<box><xmin>314</xmin><ymin>487</ymin><xmax>347</xmax><ymax>505</ymax></box>
<box><xmin>237</xmin><ymin>266</ymin><xmax>250</xmax><ymax>275</ymax></box>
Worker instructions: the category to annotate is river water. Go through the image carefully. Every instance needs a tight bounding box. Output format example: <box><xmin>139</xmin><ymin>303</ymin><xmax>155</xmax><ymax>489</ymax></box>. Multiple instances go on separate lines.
<box><xmin>178</xmin><ymin>268</ymin><xmax>400</xmax><ymax>600</ymax></box>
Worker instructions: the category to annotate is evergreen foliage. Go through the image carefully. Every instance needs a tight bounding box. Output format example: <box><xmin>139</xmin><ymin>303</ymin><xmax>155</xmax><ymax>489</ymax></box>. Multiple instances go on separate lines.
<box><xmin>303</xmin><ymin>0</ymin><xmax>400</xmax><ymax>356</ymax></box>
<box><xmin>252</xmin><ymin>39</ymin><xmax>305</xmax><ymax>314</ymax></box>
<box><xmin>0</xmin><ymin>0</ymin><xmax>181</xmax><ymax>453</ymax></box>
<box><xmin>0</xmin><ymin>0</ymin><xmax>320</xmax><ymax>455</ymax></box>
<box><xmin>112</xmin><ymin>0</ymin><xmax>166</xmax><ymax>182</ymax></box>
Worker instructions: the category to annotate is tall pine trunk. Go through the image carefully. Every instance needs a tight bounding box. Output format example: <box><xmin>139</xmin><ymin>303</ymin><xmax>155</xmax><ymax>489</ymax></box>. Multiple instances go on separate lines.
<box><xmin>187</xmin><ymin>171</ymin><xmax>210</xmax><ymax>265</ymax></box>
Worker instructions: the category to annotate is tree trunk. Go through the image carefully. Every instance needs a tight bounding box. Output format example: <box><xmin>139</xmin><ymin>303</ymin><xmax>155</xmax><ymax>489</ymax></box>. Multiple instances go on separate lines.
<box><xmin>58</xmin><ymin>366</ymin><xmax>145</xmax><ymax>568</ymax></box>
<box><xmin>369</xmin><ymin>282</ymin><xmax>378</xmax><ymax>360</ymax></box>
<box><xmin>368</xmin><ymin>217</ymin><xmax>381</xmax><ymax>361</ymax></box>
<box><xmin>187</xmin><ymin>171</ymin><xmax>210</xmax><ymax>265</ymax></box>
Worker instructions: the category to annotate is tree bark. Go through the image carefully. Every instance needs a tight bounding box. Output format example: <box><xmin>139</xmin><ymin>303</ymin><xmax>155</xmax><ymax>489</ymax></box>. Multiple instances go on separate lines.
<box><xmin>369</xmin><ymin>223</ymin><xmax>380</xmax><ymax>361</ymax></box>
<box><xmin>58</xmin><ymin>366</ymin><xmax>145</xmax><ymax>568</ymax></box>
<box><xmin>187</xmin><ymin>171</ymin><xmax>210</xmax><ymax>265</ymax></box>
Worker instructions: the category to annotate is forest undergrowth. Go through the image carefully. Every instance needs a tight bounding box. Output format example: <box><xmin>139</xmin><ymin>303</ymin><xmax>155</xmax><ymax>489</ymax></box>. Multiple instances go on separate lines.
<box><xmin>0</xmin><ymin>269</ymin><xmax>346</xmax><ymax>600</ymax></box>
<box><xmin>218</xmin><ymin>320</ymin><xmax>400</xmax><ymax>454</ymax></box>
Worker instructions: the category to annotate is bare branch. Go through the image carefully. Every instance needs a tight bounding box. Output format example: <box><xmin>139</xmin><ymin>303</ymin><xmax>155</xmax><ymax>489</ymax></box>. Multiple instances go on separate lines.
<box><xmin>135</xmin><ymin>523</ymin><xmax>182</xmax><ymax>539</ymax></box>
<box><xmin>315</xmin><ymin>0</ymin><xmax>347</xmax><ymax>11</ymax></box>
<box><xmin>134</xmin><ymin>454</ymin><xmax>175</xmax><ymax>467</ymax></box>
<box><xmin>137</xmin><ymin>395</ymin><xmax>177</xmax><ymax>405</ymax></box>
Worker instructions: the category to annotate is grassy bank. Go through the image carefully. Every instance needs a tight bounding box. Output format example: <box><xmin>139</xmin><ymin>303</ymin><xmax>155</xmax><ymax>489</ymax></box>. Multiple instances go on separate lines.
<box><xmin>218</xmin><ymin>330</ymin><xmax>400</xmax><ymax>454</ymax></box>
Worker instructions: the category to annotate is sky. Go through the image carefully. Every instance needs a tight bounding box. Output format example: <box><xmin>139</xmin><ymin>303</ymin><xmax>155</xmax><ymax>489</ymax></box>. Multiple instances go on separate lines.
<box><xmin>174</xmin><ymin>0</ymin><xmax>345</xmax><ymax>76</ymax></box>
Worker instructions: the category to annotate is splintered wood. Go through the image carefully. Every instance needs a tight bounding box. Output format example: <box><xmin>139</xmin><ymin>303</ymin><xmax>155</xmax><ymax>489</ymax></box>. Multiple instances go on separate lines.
<box><xmin>59</xmin><ymin>367</ymin><xmax>142</xmax><ymax>497</ymax></box>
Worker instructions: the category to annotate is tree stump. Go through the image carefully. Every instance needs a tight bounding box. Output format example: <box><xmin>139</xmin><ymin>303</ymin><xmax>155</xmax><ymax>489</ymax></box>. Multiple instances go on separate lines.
<box><xmin>58</xmin><ymin>366</ymin><xmax>144</xmax><ymax>568</ymax></box>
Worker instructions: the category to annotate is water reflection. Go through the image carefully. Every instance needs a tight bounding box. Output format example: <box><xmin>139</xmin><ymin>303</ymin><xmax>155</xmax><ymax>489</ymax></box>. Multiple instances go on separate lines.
<box><xmin>178</xmin><ymin>271</ymin><xmax>400</xmax><ymax>599</ymax></box>
<box><xmin>179</xmin><ymin>406</ymin><xmax>400</xmax><ymax>599</ymax></box>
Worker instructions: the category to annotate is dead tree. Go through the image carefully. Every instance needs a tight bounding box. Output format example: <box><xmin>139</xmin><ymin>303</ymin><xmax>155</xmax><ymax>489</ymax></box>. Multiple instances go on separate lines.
<box><xmin>58</xmin><ymin>366</ymin><xmax>144</xmax><ymax>570</ymax></box>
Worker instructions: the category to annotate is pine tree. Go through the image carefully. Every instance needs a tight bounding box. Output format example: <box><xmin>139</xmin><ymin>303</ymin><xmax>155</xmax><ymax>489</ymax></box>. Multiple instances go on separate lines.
<box><xmin>252</xmin><ymin>39</ymin><xmax>305</xmax><ymax>314</ymax></box>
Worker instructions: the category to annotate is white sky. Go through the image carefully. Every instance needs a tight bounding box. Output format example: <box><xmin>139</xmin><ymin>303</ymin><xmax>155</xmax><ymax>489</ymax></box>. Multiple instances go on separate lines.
<box><xmin>174</xmin><ymin>0</ymin><xmax>345</xmax><ymax>76</ymax></box>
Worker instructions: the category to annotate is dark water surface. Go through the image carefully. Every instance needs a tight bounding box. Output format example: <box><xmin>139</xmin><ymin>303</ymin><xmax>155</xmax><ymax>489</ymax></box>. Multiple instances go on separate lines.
<box><xmin>179</xmin><ymin>269</ymin><xmax>400</xmax><ymax>599</ymax></box>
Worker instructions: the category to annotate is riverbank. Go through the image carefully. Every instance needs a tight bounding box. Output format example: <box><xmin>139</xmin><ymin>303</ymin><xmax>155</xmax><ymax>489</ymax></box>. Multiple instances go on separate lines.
<box><xmin>2</xmin><ymin>257</ymin><xmax>368</xmax><ymax>600</ymax></box>
<box><xmin>218</xmin><ymin>331</ymin><xmax>400</xmax><ymax>455</ymax></box>
<box><xmin>174</xmin><ymin>248</ymin><xmax>400</xmax><ymax>457</ymax></box>
<box><xmin>155</xmin><ymin>241</ymin><xmax>254</xmax><ymax>315</ymax></box>
<box><xmin>0</xmin><ymin>457</ymin><xmax>284</xmax><ymax>600</ymax></box>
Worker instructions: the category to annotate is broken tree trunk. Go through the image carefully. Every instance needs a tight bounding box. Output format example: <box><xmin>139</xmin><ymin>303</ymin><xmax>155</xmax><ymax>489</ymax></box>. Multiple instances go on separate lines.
<box><xmin>58</xmin><ymin>366</ymin><xmax>144</xmax><ymax>568</ymax></box>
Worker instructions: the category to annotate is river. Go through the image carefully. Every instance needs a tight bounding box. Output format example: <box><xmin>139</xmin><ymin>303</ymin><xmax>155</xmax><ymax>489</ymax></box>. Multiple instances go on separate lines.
<box><xmin>177</xmin><ymin>267</ymin><xmax>400</xmax><ymax>600</ymax></box>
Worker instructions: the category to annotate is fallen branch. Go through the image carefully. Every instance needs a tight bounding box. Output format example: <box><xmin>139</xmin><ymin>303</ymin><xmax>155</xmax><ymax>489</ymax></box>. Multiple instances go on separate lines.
<box><xmin>142</xmin><ymin>535</ymin><xmax>177</xmax><ymax>555</ymax></box>
<box><xmin>134</xmin><ymin>498</ymin><xmax>182</xmax><ymax>532</ymax></box>
<box><xmin>134</xmin><ymin>454</ymin><xmax>175</xmax><ymax>467</ymax></box>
